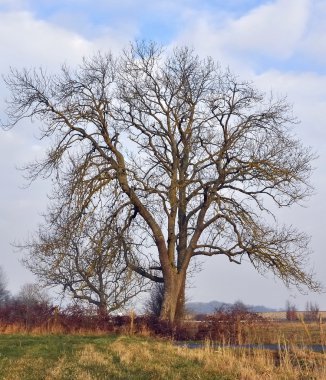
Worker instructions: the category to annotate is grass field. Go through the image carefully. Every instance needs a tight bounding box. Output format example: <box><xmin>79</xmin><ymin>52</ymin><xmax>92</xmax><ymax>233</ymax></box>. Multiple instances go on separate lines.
<box><xmin>0</xmin><ymin>333</ymin><xmax>325</xmax><ymax>379</ymax></box>
<box><xmin>231</xmin><ymin>320</ymin><xmax>326</xmax><ymax>345</ymax></box>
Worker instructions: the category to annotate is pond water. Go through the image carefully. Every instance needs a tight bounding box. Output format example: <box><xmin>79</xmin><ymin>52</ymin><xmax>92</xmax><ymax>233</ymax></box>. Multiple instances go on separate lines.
<box><xmin>175</xmin><ymin>342</ymin><xmax>326</xmax><ymax>353</ymax></box>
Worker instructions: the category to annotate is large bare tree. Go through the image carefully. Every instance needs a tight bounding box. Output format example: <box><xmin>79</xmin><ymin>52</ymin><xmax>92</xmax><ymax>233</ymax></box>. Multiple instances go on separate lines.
<box><xmin>3</xmin><ymin>42</ymin><xmax>319</xmax><ymax>322</ymax></box>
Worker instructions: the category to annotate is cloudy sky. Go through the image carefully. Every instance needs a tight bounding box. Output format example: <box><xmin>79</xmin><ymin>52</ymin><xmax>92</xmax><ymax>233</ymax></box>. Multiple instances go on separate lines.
<box><xmin>0</xmin><ymin>0</ymin><xmax>325</xmax><ymax>310</ymax></box>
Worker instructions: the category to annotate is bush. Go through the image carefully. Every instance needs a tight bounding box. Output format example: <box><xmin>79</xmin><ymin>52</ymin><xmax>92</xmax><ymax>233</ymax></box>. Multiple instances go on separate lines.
<box><xmin>195</xmin><ymin>303</ymin><xmax>267</xmax><ymax>344</ymax></box>
<box><xmin>286</xmin><ymin>300</ymin><xmax>298</xmax><ymax>321</ymax></box>
<box><xmin>304</xmin><ymin>302</ymin><xmax>320</xmax><ymax>322</ymax></box>
<box><xmin>0</xmin><ymin>299</ymin><xmax>55</xmax><ymax>330</ymax></box>
<box><xmin>0</xmin><ymin>300</ymin><xmax>268</xmax><ymax>342</ymax></box>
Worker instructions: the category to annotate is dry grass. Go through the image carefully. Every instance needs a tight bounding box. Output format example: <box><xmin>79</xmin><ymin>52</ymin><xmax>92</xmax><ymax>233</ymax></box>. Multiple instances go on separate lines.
<box><xmin>248</xmin><ymin>319</ymin><xmax>326</xmax><ymax>345</ymax></box>
<box><xmin>1</xmin><ymin>315</ymin><xmax>325</xmax><ymax>344</ymax></box>
<box><xmin>0</xmin><ymin>322</ymin><xmax>115</xmax><ymax>336</ymax></box>
<box><xmin>177</xmin><ymin>342</ymin><xmax>326</xmax><ymax>380</ymax></box>
<box><xmin>0</xmin><ymin>334</ymin><xmax>325</xmax><ymax>379</ymax></box>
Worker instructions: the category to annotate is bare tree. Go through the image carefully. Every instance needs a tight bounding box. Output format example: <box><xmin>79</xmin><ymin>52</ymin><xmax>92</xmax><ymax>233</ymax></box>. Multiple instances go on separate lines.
<box><xmin>3</xmin><ymin>41</ymin><xmax>320</xmax><ymax>323</ymax></box>
<box><xmin>0</xmin><ymin>267</ymin><xmax>10</xmax><ymax>304</ymax></box>
<box><xmin>22</xmin><ymin>186</ymin><xmax>147</xmax><ymax>315</ymax></box>
<box><xmin>304</xmin><ymin>301</ymin><xmax>320</xmax><ymax>322</ymax></box>
<box><xmin>144</xmin><ymin>283</ymin><xmax>165</xmax><ymax>317</ymax></box>
<box><xmin>17</xmin><ymin>283</ymin><xmax>50</xmax><ymax>306</ymax></box>
<box><xmin>285</xmin><ymin>300</ymin><xmax>298</xmax><ymax>321</ymax></box>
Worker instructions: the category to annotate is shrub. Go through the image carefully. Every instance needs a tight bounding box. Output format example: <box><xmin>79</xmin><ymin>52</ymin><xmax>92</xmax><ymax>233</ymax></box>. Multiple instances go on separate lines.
<box><xmin>286</xmin><ymin>300</ymin><xmax>298</xmax><ymax>321</ymax></box>
<box><xmin>304</xmin><ymin>301</ymin><xmax>320</xmax><ymax>322</ymax></box>
<box><xmin>0</xmin><ymin>299</ymin><xmax>55</xmax><ymax>330</ymax></box>
<box><xmin>195</xmin><ymin>303</ymin><xmax>268</xmax><ymax>344</ymax></box>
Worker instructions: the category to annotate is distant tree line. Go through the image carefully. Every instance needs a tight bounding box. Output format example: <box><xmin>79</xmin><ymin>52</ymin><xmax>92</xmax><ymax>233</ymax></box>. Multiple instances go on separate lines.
<box><xmin>286</xmin><ymin>300</ymin><xmax>321</xmax><ymax>322</ymax></box>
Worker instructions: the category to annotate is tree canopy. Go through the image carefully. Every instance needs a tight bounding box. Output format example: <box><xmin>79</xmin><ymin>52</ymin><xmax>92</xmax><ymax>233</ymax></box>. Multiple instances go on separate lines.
<box><xmin>3</xmin><ymin>41</ymin><xmax>319</xmax><ymax>322</ymax></box>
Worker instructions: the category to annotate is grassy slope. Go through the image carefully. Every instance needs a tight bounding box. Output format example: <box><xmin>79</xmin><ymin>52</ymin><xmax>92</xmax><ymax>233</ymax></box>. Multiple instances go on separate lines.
<box><xmin>0</xmin><ymin>334</ymin><xmax>325</xmax><ymax>380</ymax></box>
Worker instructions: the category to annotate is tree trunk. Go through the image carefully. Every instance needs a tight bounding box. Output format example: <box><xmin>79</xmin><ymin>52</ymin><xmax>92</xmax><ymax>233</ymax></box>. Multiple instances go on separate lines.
<box><xmin>97</xmin><ymin>301</ymin><xmax>108</xmax><ymax>317</ymax></box>
<box><xmin>175</xmin><ymin>275</ymin><xmax>186</xmax><ymax>321</ymax></box>
<box><xmin>159</xmin><ymin>272</ymin><xmax>186</xmax><ymax>324</ymax></box>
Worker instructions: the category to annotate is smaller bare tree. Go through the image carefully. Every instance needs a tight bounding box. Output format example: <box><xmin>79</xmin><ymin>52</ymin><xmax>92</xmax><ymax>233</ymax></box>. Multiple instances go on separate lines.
<box><xmin>17</xmin><ymin>283</ymin><xmax>50</xmax><ymax>306</ymax></box>
<box><xmin>285</xmin><ymin>300</ymin><xmax>298</xmax><ymax>321</ymax></box>
<box><xmin>304</xmin><ymin>301</ymin><xmax>319</xmax><ymax>322</ymax></box>
<box><xmin>0</xmin><ymin>267</ymin><xmax>10</xmax><ymax>304</ymax></box>
<box><xmin>22</xmin><ymin>184</ymin><xmax>148</xmax><ymax>315</ymax></box>
<box><xmin>144</xmin><ymin>283</ymin><xmax>165</xmax><ymax>317</ymax></box>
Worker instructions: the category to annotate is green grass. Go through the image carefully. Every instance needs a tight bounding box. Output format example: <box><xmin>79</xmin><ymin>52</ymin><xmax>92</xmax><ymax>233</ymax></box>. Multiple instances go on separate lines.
<box><xmin>0</xmin><ymin>334</ymin><xmax>115</xmax><ymax>360</ymax></box>
<box><xmin>0</xmin><ymin>334</ymin><xmax>227</xmax><ymax>380</ymax></box>
<box><xmin>0</xmin><ymin>333</ymin><xmax>325</xmax><ymax>379</ymax></box>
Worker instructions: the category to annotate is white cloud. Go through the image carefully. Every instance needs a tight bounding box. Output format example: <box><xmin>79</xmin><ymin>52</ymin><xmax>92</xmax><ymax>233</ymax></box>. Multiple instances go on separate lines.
<box><xmin>176</xmin><ymin>0</ymin><xmax>311</xmax><ymax>72</ymax></box>
<box><xmin>0</xmin><ymin>0</ymin><xmax>25</xmax><ymax>7</ymax></box>
<box><xmin>300</xmin><ymin>0</ymin><xmax>326</xmax><ymax>65</ymax></box>
<box><xmin>254</xmin><ymin>70</ymin><xmax>326</xmax><ymax>141</ymax></box>
<box><xmin>0</xmin><ymin>10</ymin><xmax>131</xmax><ymax>73</ymax></box>
<box><xmin>222</xmin><ymin>0</ymin><xmax>310</xmax><ymax>58</ymax></box>
<box><xmin>0</xmin><ymin>11</ymin><xmax>90</xmax><ymax>71</ymax></box>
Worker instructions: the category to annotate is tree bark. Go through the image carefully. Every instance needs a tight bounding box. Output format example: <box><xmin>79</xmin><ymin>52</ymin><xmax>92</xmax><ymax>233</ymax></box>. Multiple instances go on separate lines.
<box><xmin>97</xmin><ymin>301</ymin><xmax>108</xmax><ymax>317</ymax></box>
<box><xmin>159</xmin><ymin>271</ymin><xmax>186</xmax><ymax>324</ymax></box>
<box><xmin>175</xmin><ymin>275</ymin><xmax>186</xmax><ymax>321</ymax></box>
